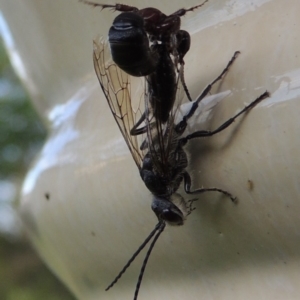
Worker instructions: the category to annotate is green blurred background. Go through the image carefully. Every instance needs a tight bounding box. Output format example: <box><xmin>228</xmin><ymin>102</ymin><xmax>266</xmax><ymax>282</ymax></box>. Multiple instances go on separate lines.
<box><xmin>0</xmin><ymin>40</ymin><xmax>76</xmax><ymax>300</ymax></box>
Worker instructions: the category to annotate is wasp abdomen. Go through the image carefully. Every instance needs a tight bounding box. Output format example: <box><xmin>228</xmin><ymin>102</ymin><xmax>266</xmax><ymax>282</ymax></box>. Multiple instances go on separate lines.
<box><xmin>109</xmin><ymin>12</ymin><xmax>159</xmax><ymax>77</ymax></box>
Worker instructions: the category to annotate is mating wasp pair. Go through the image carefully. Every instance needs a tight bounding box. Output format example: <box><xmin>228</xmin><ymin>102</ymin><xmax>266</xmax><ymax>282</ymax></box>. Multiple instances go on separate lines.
<box><xmin>82</xmin><ymin>1</ymin><xmax>269</xmax><ymax>299</ymax></box>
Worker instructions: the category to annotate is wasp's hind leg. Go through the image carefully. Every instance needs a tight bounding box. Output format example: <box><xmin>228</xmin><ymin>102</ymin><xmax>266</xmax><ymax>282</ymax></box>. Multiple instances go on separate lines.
<box><xmin>175</xmin><ymin>51</ymin><xmax>240</xmax><ymax>134</ymax></box>
<box><xmin>181</xmin><ymin>91</ymin><xmax>270</xmax><ymax>143</ymax></box>
<box><xmin>183</xmin><ymin>171</ymin><xmax>237</xmax><ymax>203</ymax></box>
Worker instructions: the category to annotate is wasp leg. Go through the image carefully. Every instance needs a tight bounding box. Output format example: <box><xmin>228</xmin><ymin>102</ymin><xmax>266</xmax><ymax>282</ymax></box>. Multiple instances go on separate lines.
<box><xmin>183</xmin><ymin>171</ymin><xmax>237</xmax><ymax>202</ymax></box>
<box><xmin>130</xmin><ymin>112</ymin><xmax>147</xmax><ymax>136</ymax></box>
<box><xmin>175</xmin><ymin>51</ymin><xmax>240</xmax><ymax>134</ymax></box>
<box><xmin>170</xmin><ymin>0</ymin><xmax>210</xmax><ymax>17</ymax></box>
<box><xmin>181</xmin><ymin>91</ymin><xmax>270</xmax><ymax>142</ymax></box>
<box><xmin>81</xmin><ymin>1</ymin><xmax>139</xmax><ymax>12</ymax></box>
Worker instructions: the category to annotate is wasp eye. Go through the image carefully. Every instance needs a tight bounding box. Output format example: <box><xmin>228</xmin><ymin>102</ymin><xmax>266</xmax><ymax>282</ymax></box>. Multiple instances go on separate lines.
<box><xmin>162</xmin><ymin>209</ymin><xmax>184</xmax><ymax>225</ymax></box>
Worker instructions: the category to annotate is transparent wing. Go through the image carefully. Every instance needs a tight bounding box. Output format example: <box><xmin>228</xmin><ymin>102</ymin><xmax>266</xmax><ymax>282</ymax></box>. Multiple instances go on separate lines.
<box><xmin>93</xmin><ymin>39</ymin><xmax>146</xmax><ymax>170</ymax></box>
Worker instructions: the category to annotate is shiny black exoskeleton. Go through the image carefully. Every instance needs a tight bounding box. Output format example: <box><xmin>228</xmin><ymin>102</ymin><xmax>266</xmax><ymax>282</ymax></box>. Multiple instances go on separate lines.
<box><xmin>93</xmin><ymin>39</ymin><xmax>270</xmax><ymax>299</ymax></box>
<box><xmin>107</xmin><ymin>12</ymin><xmax>159</xmax><ymax>77</ymax></box>
<box><xmin>83</xmin><ymin>1</ymin><xmax>209</xmax><ymax>75</ymax></box>
<box><xmin>107</xmin><ymin>11</ymin><xmax>192</xmax><ymax>77</ymax></box>
<box><xmin>82</xmin><ymin>0</ymin><xmax>210</xmax><ymax>125</ymax></box>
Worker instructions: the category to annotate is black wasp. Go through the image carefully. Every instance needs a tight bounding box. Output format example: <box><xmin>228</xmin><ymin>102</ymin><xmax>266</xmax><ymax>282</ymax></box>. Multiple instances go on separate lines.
<box><xmin>81</xmin><ymin>0</ymin><xmax>210</xmax><ymax>127</ymax></box>
<box><xmin>93</xmin><ymin>40</ymin><xmax>269</xmax><ymax>299</ymax></box>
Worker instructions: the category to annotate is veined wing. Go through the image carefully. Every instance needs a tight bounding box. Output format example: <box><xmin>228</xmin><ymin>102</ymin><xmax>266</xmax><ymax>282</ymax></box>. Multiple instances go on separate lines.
<box><xmin>144</xmin><ymin>64</ymin><xmax>186</xmax><ymax>175</ymax></box>
<box><xmin>93</xmin><ymin>39</ymin><xmax>145</xmax><ymax>170</ymax></box>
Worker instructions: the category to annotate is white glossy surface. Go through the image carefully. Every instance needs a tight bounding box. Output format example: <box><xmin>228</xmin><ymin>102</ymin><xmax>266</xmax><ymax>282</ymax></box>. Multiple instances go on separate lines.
<box><xmin>0</xmin><ymin>0</ymin><xmax>300</xmax><ymax>299</ymax></box>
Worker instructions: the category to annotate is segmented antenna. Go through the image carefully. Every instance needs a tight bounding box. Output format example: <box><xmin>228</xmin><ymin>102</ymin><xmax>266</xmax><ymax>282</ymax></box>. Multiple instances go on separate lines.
<box><xmin>105</xmin><ymin>221</ymin><xmax>165</xmax><ymax>291</ymax></box>
<box><xmin>134</xmin><ymin>221</ymin><xmax>166</xmax><ymax>300</ymax></box>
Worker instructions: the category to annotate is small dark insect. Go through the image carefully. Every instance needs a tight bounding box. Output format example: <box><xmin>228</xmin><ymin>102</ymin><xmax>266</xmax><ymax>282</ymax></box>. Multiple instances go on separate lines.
<box><xmin>81</xmin><ymin>0</ymin><xmax>209</xmax><ymax>74</ymax></box>
<box><xmin>93</xmin><ymin>40</ymin><xmax>269</xmax><ymax>299</ymax></box>
<box><xmin>81</xmin><ymin>1</ymin><xmax>210</xmax><ymax>127</ymax></box>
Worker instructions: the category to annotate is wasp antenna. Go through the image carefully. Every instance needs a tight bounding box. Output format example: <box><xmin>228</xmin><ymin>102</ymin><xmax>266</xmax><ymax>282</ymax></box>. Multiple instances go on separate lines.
<box><xmin>134</xmin><ymin>222</ymin><xmax>166</xmax><ymax>300</ymax></box>
<box><xmin>105</xmin><ymin>222</ymin><xmax>163</xmax><ymax>291</ymax></box>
